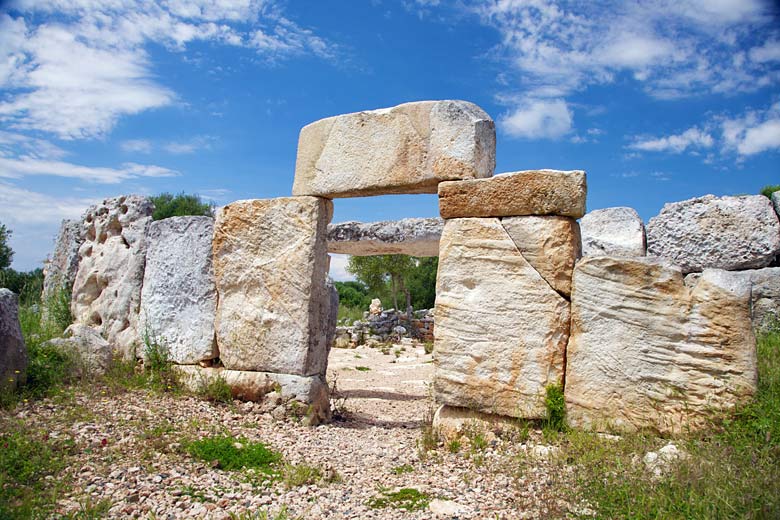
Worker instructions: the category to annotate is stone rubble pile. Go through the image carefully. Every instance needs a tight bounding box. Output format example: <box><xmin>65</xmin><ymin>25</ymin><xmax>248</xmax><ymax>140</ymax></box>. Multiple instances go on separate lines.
<box><xmin>334</xmin><ymin>306</ymin><xmax>435</xmax><ymax>348</ymax></box>
<box><xmin>37</xmin><ymin>97</ymin><xmax>780</xmax><ymax>433</ymax></box>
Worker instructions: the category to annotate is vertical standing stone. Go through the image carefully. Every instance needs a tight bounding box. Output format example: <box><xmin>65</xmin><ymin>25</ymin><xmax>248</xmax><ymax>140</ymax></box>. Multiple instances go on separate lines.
<box><xmin>565</xmin><ymin>256</ymin><xmax>757</xmax><ymax>434</ymax></box>
<box><xmin>433</xmin><ymin>218</ymin><xmax>571</xmax><ymax>418</ymax></box>
<box><xmin>42</xmin><ymin>219</ymin><xmax>84</xmax><ymax>299</ymax></box>
<box><xmin>0</xmin><ymin>289</ymin><xmax>27</xmax><ymax>391</ymax></box>
<box><xmin>212</xmin><ymin>197</ymin><xmax>333</xmax><ymax>376</ymax></box>
<box><xmin>139</xmin><ymin>216</ymin><xmax>217</xmax><ymax>365</ymax></box>
<box><xmin>71</xmin><ymin>195</ymin><xmax>153</xmax><ymax>359</ymax></box>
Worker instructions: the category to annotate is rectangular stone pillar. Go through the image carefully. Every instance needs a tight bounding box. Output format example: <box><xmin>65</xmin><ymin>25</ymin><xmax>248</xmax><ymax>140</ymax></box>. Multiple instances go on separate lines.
<box><xmin>212</xmin><ymin>197</ymin><xmax>333</xmax><ymax>376</ymax></box>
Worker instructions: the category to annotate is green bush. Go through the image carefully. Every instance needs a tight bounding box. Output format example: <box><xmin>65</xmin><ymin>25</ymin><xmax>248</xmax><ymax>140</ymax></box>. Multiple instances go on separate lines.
<box><xmin>151</xmin><ymin>192</ymin><xmax>214</xmax><ymax>221</ymax></box>
<box><xmin>544</xmin><ymin>384</ymin><xmax>567</xmax><ymax>433</ymax></box>
<box><xmin>334</xmin><ymin>281</ymin><xmax>371</xmax><ymax>310</ymax></box>
<box><xmin>0</xmin><ymin>268</ymin><xmax>43</xmax><ymax>305</ymax></box>
<box><xmin>760</xmin><ymin>185</ymin><xmax>780</xmax><ymax>198</ymax></box>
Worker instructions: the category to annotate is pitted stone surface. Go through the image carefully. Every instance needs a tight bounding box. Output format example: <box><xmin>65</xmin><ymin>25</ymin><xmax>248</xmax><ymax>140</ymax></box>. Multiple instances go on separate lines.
<box><xmin>580</xmin><ymin>207</ymin><xmax>646</xmax><ymax>257</ymax></box>
<box><xmin>646</xmin><ymin>194</ymin><xmax>780</xmax><ymax>273</ymax></box>
<box><xmin>501</xmin><ymin>215</ymin><xmax>581</xmax><ymax>297</ymax></box>
<box><xmin>772</xmin><ymin>191</ymin><xmax>780</xmax><ymax>217</ymax></box>
<box><xmin>139</xmin><ymin>216</ymin><xmax>217</xmax><ymax>365</ymax></box>
<box><xmin>327</xmin><ymin>218</ymin><xmax>443</xmax><ymax>257</ymax></box>
<box><xmin>433</xmin><ymin>217</ymin><xmax>570</xmax><ymax>419</ymax></box>
<box><xmin>566</xmin><ymin>256</ymin><xmax>757</xmax><ymax>434</ymax></box>
<box><xmin>43</xmin><ymin>219</ymin><xmax>84</xmax><ymax>298</ymax></box>
<box><xmin>293</xmin><ymin>100</ymin><xmax>496</xmax><ymax>198</ymax></box>
<box><xmin>71</xmin><ymin>195</ymin><xmax>153</xmax><ymax>359</ymax></box>
<box><xmin>213</xmin><ymin>197</ymin><xmax>332</xmax><ymax>376</ymax></box>
<box><xmin>438</xmin><ymin>169</ymin><xmax>587</xmax><ymax>219</ymax></box>
<box><xmin>1</xmin><ymin>289</ymin><xmax>27</xmax><ymax>391</ymax></box>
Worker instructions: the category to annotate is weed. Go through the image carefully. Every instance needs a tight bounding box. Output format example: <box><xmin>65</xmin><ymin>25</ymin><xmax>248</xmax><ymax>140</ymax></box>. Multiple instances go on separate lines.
<box><xmin>391</xmin><ymin>464</ymin><xmax>414</xmax><ymax>475</ymax></box>
<box><xmin>199</xmin><ymin>376</ymin><xmax>233</xmax><ymax>404</ymax></box>
<box><xmin>354</xmin><ymin>354</ymin><xmax>362</xmax><ymax>359</ymax></box>
<box><xmin>417</xmin><ymin>405</ymin><xmax>439</xmax><ymax>458</ymax></box>
<box><xmin>186</xmin><ymin>434</ymin><xmax>281</xmax><ymax>474</ymax></box>
<box><xmin>141</xmin><ymin>330</ymin><xmax>179</xmax><ymax>393</ymax></box>
<box><xmin>543</xmin><ymin>384</ymin><xmax>566</xmax><ymax>433</ymax></box>
<box><xmin>447</xmin><ymin>440</ymin><xmax>462</xmax><ymax>453</ymax></box>
<box><xmin>368</xmin><ymin>488</ymin><xmax>430</xmax><ymax>511</ymax></box>
<box><xmin>423</xmin><ymin>341</ymin><xmax>434</xmax><ymax>355</ymax></box>
<box><xmin>228</xmin><ymin>506</ymin><xmax>296</xmax><ymax>520</ymax></box>
<box><xmin>62</xmin><ymin>497</ymin><xmax>113</xmax><ymax>519</ymax></box>
<box><xmin>282</xmin><ymin>463</ymin><xmax>322</xmax><ymax>488</ymax></box>
<box><xmin>354</xmin><ymin>366</ymin><xmax>370</xmax><ymax>372</ymax></box>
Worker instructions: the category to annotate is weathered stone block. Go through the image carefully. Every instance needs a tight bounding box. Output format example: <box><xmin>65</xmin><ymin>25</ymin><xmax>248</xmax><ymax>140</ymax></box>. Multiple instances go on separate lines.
<box><xmin>646</xmin><ymin>195</ymin><xmax>780</xmax><ymax>273</ymax></box>
<box><xmin>47</xmin><ymin>324</ymin><xmax>113</xmax><ymax>375</ymax></box>
<box><xmin>433</xmin><ymin>218</ymin><xmax>570</xmax><ymax>419</ymax></box>
<box><xmin>71</xmin><ymin>195</ymin><xmax>153</xmax><ymax>359</ymax></box>
<box><xmin>293</xmin><ymin>100</ymin><xmax>496</xmax><ymax>198</ymax></box>
<box><xmin>213</xmin><ymin>197</ymin><xmax>332</xmax><ymax>376</ymax></box>
<box><xmin>327</xmin><ymin>217</ymin><xmax>442</xmax><ymax>257</ymax></box>
<box><xmin>580</xmin><ymin>207</ymin><xmax>646</xmax><ymax>257</ymax></box>
<box><xmin>174</xmin><ymin>365</ymin><xmax>331</xmax><ymax>425</ymax></box>
<box><xmin>501</xmin><ymin>215</ymin><xmax>580</xmax><ymax>297</ymax></box>
<box><xmin>43</xmin><ymin>219</ymin><xmax>84</xmax><ymax>299</ymax></box>
<box><xmin>566</xmin><ymin>256</ymin><xmax>757</xmax><ymax>434</ymax></box>
<box><xmin>1</xmin><ymin>289</ymin><xmax>27</xmax><ymax>391</ymax></box>
<box><xmin>438</xmin><ymin>169</ymin><xmax>587</xmax><ymax>219</ymax></box>
<box><xmin>139</xmin><ymin>216</ymin><xmax>217</xmax><ymax>365</ymax></box>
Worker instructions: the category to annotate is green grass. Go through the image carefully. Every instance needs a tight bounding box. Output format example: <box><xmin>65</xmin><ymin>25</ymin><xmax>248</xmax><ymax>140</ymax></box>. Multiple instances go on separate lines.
<box><xmin>0</xmin><ymin>422</ymin><xmax>70</xmax><ymax>518</ymax></box>
<box><xmin>281</xmin><ymin>463</ymin><xmax>335</xmax><ymax>489</ymax></box>
<box><xmin>354</xmin><ymin>366</ymin><xmax>370</xmax><ymax>372</ymax></box>
<box><xmin>199</xmin><ymin>376</ymin><xmax>233</xmax><ymax>404</ymax></box>
<box><xmin>391</xmin><ymin>464</ymin><xmax>414</xmax><ymax>475</ymax></box>
<box><xmin>556</xmin><ymin>324</ymin><xmax>780</xmax><ymax>519</ymax></box>
<box><xmin>337</xmin><ymin>305</ymin><xmax>364</xmax><ymax>325</ymax></box>
<box><xmin>186</xmin><ymin>434</ymin><xmax>282</xmax><ymax>473</ymax></box>
<box><xmin>760</xmin><ymin>184</ymin><xmax>780</xmax><ymax>198</ymax></box>
<box><xmin>368</xmin><ymin>488</ymin><xmax>431</xmax><ymax>511</ymax></box>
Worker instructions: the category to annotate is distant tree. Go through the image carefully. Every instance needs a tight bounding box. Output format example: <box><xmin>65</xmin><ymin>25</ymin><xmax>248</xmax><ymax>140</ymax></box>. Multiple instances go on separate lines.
<box><xmin>151</xmin><ymin>192</ymin><xmax>214</xmax><ymax>221</ymax></box>
<box><xmin>334</xmin><ymin>281</ymin><xmax>371</xmax><ymax>310</ymax></box>
<box><xmin>347</xmin><ymin>255</ymin><xmax>418</xmax><ymax>316</ymax></box>
<box><xmin>760</xmin><ymin>185</ymin><xmax>780</xmax><ymax>198</ymax></box>
<box><xmin>0</xmin><ymin>222</ymin><xmax>13</xmax><ymax>270</ymax></box>
<box><xmin>407</xmin><ymin>257</ymin><xmax>438</xmax><ymax>310</ymax></box>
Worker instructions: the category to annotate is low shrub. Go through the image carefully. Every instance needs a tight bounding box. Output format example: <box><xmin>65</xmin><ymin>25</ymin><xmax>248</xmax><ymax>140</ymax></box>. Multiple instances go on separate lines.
<box><xmin>186</xmin><ymin>435</ymin><xmax>282</xmax><ymax>474</ymax></box>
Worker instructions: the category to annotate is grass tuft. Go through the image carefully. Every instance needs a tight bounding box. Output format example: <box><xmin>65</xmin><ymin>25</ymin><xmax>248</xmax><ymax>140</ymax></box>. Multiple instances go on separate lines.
<box><xmin>186</xmin><ymin>434</ymin><xmax>282</xmax><ymax>474</ymax></box>
<box><xmin>368</xmin><ymin>488</ymin><xmax>431</xmax><ymax>511</ymax></box>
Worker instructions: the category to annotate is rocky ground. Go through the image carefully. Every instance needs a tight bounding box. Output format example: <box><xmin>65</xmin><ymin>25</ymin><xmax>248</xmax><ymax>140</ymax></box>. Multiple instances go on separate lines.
<box><xmin>4</xmin><ymin>341</ymin><xmax>589</xmax><ymax>519</ymax></box>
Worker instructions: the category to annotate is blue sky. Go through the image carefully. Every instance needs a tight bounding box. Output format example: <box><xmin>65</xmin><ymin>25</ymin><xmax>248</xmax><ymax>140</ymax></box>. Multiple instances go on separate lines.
<box><xmin>0</xmin><ymin>0</ymin><xmax>778</xmax><ymax>279</ymax></box>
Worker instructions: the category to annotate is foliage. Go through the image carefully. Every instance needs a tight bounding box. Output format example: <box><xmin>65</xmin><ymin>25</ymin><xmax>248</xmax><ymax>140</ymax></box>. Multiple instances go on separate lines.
<box><xmin>406</xmin><ymin>257</ymin><xmax>438</xmax><ymax>310</ymax></box>
<box><xmin>347</xmin><ymin>254</ymin><xmax>418</xmax><ymax>311</ymax></box>
<box><xmin>142</xmin><ymin>331</ymin><xmax>179</xmax><ymax>392</ymax></box>
<box><xmin>186</xmin><ymin>435</ymin><xmax>282</xmax><ymax>473</ymax></box>
<box><xmin>0</xmin><ymin>268</ymin><xmax>43</xmax><ymax>304</ymax></box>
<box><xmin>555</xmin><ymin>323</ymin><xmax>780</xmax><ymax>519</ymax></box>
<box><xmin>760</xmin><ymin>184</ymin><xmax>780</xmax><ymax>198</ymax></box>
<box><xmin>368</xmin><ymin>488</ymin><xmax>431</xmax><ymax>511</ymax></box>
<box><xmin>544</xmin><ymin>384</ymin><xmax>567</xmax><ymax>433</ymax></box>
<box><xmin>45</xmin><ymin>286</ymin><xmax>74</xmax><ymax>332</ymax></box>
<box><xmin>151</xmin><ymin>192</ymin><xmax>214</xmax><ymax>221</ymax></box>
<box><xmin>0</xmin><ymin>222</ymin><xmax>12</xmax><ymax>270</ymax></box>
<box><xmin>337</xmin><ymin>305</ymin><xmax>364</xmax><ymax>325</ymax></box>
<box><xmin>355</xmin><ymin>366</ymin><xmax>370</xmax><ymax>372</ymax></box>
<box><xmin>334</xmin><ymin>281</ymin><xmax>371</xmax><ymax>310</ymax></box>
<box><xmin>199</xmin><ymin>376</ymin><xmax>233</xmax><ymax>404</ymax></box>
<box><xmin>281</xmin><ymin>463</ymin><xmax>329</xmax><ymax>489</ymax></box>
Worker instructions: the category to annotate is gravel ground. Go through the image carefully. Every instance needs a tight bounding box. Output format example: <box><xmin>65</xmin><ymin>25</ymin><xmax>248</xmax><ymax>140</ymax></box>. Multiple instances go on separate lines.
<box><xmin>4</xmin><ymin>342</ymin><xmax>586</xmax><ymax>519</ymax></box>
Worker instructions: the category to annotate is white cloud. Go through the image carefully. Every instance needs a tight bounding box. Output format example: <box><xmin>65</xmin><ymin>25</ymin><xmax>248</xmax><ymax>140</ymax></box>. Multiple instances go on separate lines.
<box><xmin>0</xmin><ymin>131</ymin><xmax>68</xmax><ymax>160</ymax></box>
<box><xmin>500</xmin><ymin>98</ymin><xmax>573</xmax><ymax>139</ymax></box>
<box><xmin>163</xmin><ymin>135</ymin><xmax>216</xmax><ymax>154</ymax></box>
<box><xmin>629</xmin><ymin>127</ymin><xmax>714</xmax><ymax>153</ymax></box>
<box><xmin>750</xmin><ymin>40</ymin><xmax>780</xmax><ymax>63</ymax></box>
<box><xmin>198</xmin><ymin>188</ymin><xmax>231</xmax><ymax>202</ymax></box>
<box><xmin>722</xmin><ymin>103</ymin><xmax>780</xmax><ymax>155</ymax></box>
<box><xmin>465</xmin><ymin>0</ymin><xmax>778</xmax><ymax>113</ymax></box>
<box><xmin>0</xmin><ymin>156</ymin><xmax>179</xmax><ymax>183</ymax></box>
<box><xmin>328</xmin><ymin>254</ymin><xmax>355</xmax><ymax>282</ymax></box>
<box><xmin>121</xmin><ymin>139</ymin><xmax>153</xmax><ymax>153</ymax></box>
<box><xmin>0</xmin><ymin>2</ymin><xmax>336</xmax><ymax>140</ymax></box>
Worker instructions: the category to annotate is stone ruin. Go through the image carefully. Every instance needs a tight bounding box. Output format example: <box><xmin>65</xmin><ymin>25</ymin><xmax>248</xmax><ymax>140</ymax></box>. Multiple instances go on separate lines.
<box><xmin>32</xmin><ymin>99</ymin><xmax>780</xmax><ymax>432</ymax></box>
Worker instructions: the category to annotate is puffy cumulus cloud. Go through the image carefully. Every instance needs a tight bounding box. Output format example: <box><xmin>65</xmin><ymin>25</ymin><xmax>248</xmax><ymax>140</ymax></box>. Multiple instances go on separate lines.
<box><xmin>629</xmin><ymin>128</ymin><xmax>715</xmax><ymax>153</ymax></box>
<box><xmin>722</xmin><ymin>103</ymin><xmax>780</xmax><ymax>156</ymax></box>
<box><xmin>328</xmin><ymin>253</ymin><xmax>355</xmax><ymax>282</ymax></box>
<box><xmin>499</xmin><ymin>98</ymin><xmax>573</xmax><ymax>139</ymax></box>
<box><xmin>0</xmin><ymin>1</ymin><xmax>336</xmax><ymax>140</ymax></box>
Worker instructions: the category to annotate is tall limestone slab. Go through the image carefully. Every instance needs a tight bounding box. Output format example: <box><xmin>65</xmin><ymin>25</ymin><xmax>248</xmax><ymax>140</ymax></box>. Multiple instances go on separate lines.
<box><xmin>212</xmin><ymin>197</ymin><xmax>333</xmax><ymax>376</ymax></box>
<box><xmin>565</xmin><ymin>256</ymin><xmax>757</xmax><ymax>434</ymax></box>
<box><xmin>71</xmin><ymin>195</ymin><xmax>153</xmax><ymax>359</ymax></box>
<box><xmin>139</xmin><ymin>216</ymin><xmax>217</xmax><ymax>365</ymax></box>
<box><xmin>293</xmin><ymin>100</ymin><xmax>496</xmax><ymax>198</ymax></box>
<box><xmin>42</xmin><ymin>219</ymin><xmax>84</xmax><ymax>299</ymax></box>
<box><xmin>433</xmin><ymin>217</ymin><xmax>571</xmax><ymax>418</ymax></box>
